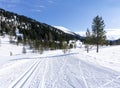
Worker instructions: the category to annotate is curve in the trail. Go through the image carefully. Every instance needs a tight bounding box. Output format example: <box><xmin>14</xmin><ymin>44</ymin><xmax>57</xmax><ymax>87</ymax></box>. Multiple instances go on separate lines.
<box><xmin>9</xmin><ymin>53</ymin><xmax>79</xmax><ymax>61</ymax></box>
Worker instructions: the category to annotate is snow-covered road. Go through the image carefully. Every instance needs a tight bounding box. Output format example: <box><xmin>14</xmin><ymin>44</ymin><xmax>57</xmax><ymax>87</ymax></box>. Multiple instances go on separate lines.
<box><xmin>0</xmin><ymin>54</ymin><xmax>120</xmax><ymax>88</ymax></box>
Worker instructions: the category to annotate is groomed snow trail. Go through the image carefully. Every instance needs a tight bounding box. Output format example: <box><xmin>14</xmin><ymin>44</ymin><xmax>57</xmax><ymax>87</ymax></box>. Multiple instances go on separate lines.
<box><xmin>1</xmin><ymin>54</ymin><xmax>120</xmax><ymax>88</ymax></box>
<box><xmin>9</xmin><ymin>59</ymin><xmax>41</xmax><ymax>88</ymax></box>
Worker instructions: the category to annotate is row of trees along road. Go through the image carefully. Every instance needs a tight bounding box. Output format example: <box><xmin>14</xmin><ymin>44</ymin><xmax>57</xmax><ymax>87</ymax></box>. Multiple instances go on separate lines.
<box><xmin>85</xmin><ymin>15</ymin><xmax>106</xmax><ymax>53</ymax></box>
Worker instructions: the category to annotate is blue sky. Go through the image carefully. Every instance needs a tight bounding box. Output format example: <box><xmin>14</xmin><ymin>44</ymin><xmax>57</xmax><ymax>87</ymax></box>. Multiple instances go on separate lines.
<box><xmin>0</xmin><ymin>0</ymin><xmax>120</xmax><ymax>32</ymax></box>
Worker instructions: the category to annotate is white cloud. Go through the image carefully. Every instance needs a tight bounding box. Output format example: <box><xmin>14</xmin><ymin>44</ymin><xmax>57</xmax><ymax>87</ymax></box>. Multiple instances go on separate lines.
<box><xmin>39</xmin><ymin>5</ymin><xmax>45</xmax><ymax>8</ymax></box>
<box><xmin>30</xmin><ymin>9</ymin><xmax>42</xmax><ymax>12</ymax></box>
<box><xmin>0</xmin><ymin>0</ymin><xmax>20</xmax><ymax>8</ymax></box>
<box><xmin>30</xmin><ymin>5</ymin><xmax>46</xmax><ymax>13</ymax></box>
<box><xmin>106</xmin><ymin>0</ymin><xmax>119</xmax><ymax>2</ymax></box>
<box><xmin>35</xmin><ymin>9</ymin><xmax>42</xmax><ymax>12</ymax></box>
<box><xmin>0</xmin><ymin>0</ymin><xmax>20</xmax><ymax>3</ymax></box>
<box><xmin>0</xmin><ymin>0</ymin><xmax>56</xmax><ymax>13</ymax></box>
<box><xmin>35</xmin><ymin>5</ymin><xmax>45</xmax><ymax>8</ymax></box>
<box><xmin>48</xmin><ymin>0</ymin><xmax>54</xmax><ymax>4</ymax></box>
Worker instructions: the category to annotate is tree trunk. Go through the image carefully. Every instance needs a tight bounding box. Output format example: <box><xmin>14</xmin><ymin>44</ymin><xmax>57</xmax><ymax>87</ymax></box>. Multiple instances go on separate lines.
<box><xmin>96</xmin><ymin>43</ymin><xmax>99</xmax><ymax>53</ymax></box>
<box><xmin>87</xmin><ymin>45</ymin><xmax>89</xmax><ymax>53</ymax></box>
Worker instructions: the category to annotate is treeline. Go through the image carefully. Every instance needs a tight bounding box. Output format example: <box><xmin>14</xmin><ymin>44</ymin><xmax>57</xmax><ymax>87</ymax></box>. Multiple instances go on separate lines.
<box><xmin>109</xmin><ymin>39</ymin><xmax>120</xmax><ymax>45</ymax></box>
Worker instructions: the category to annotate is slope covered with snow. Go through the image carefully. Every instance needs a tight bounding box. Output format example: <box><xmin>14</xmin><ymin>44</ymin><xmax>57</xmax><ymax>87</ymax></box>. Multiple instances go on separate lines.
<box><xmin>106</xmin><ymin>29</ymin><xmax>120</xmax><ymax>40</ymax></box>
<box><xmin>54</xmin><ymin>26</ymin><xmax>75</xmax><ymax>35</ymax></box>
<box><xmin>77</xmin><ymin>29</ymin><xmax>120</xmax><ymax>40</ymax></box>
<box><xmin>0</xmin><ymin>36</ymin><xmax>120</xmax><ymax>88</ymax></box>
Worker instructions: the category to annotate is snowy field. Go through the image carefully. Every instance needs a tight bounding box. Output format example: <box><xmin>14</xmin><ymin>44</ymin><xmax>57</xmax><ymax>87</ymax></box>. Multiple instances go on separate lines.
<box><xmin>0</xmin><ymin>36</ymin><xmax>120</xmax><ymax>88</ymax></box>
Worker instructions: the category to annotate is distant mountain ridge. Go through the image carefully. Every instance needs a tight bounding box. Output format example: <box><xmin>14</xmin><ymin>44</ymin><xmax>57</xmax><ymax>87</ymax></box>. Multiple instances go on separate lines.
<box><xmin>77</xmin><ymin>29</ymin><xmax>120</xmax><ymax>41</ymax></box>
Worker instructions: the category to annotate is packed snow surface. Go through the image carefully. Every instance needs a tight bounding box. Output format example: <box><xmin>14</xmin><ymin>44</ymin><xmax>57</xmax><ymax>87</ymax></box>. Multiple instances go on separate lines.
<box><xmin>0</xmin><ymin>36</ymin><xmax>120</xmax><ymax>88</ymax></box>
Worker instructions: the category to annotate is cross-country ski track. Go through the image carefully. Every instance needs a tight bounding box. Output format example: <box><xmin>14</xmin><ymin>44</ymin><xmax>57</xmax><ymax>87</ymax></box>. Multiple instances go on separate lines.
<box><xmin>0</xmin><ymin>53</ymin><xmax>120</xmax><ymax>88</ymax></box>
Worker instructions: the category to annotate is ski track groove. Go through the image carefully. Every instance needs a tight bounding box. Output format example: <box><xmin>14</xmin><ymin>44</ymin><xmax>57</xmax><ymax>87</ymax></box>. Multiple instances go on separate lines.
<box><xmin>21</xmin><ymin>59</ymin><xmax>44</xmax><ymax>88</ymax></box>
<box><xmin>52</xmin><ymin>56</ymin><xmax>67</xmax><ymax>88</ymax></box>
<box><xmin>27</xmin><ymin>58</ymin><xmax>45</xmax><ymax>88</ymax></box>
<box><xmin>101</xmin><ymin>75</ymin><xmax>120</xmax><ymax>87</ymax></box>
<box><xmin>39</xmin><ymin>58</ymin><xmax>49</xmax><ymax>88</ymax></box>
<box><xmin>9</xmin><ymin>59</ymin><xmax>40</xmax><ymax>88</ymax></box>
<box><xmin>79</xmin><ymin>60</ymin><xmax>89</xmax><ymax>88</ymax></box>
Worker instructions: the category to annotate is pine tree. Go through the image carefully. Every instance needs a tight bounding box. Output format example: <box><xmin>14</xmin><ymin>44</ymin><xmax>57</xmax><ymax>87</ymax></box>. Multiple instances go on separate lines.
<box><xmin>92</xmin><ymin>15</ymin><xmax>106</xmax><ymax>53</ymax></box>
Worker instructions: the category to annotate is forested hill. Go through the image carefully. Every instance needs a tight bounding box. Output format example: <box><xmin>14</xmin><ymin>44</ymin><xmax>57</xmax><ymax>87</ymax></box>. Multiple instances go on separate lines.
<box><xmin>0</xmin><ymin>8</ymin><xmax>82</xmax><ymax>50</ymax></box>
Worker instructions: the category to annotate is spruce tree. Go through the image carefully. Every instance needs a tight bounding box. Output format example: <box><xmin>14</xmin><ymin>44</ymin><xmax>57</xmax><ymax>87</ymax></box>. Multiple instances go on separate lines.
<box><xmin>92</xmin><ymin>15</ymin><xmax>106</xmax><ymax>53</ymax></box>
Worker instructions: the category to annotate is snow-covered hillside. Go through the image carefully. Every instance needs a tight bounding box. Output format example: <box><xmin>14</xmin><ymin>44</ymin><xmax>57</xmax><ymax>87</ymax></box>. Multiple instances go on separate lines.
<box><xmin>106</xmin><ymin>29</ymin><xmax>120</xmax><ymax>40</ymax></box>
<box><xmin>77</xmin><ymin>29</ymin><xmax>120</xmax><ymax>40</ymax></box>
<box><xmin>54</xmin><ymin>26</ymin><xmax>75</xmax><ymax>35</ymax></box>
<box><xmin>0</xmin><ymin>36</ymin><xmax>120</xmax><ymax>88</ymax></box>
<box><xmin>54</xmin><ymin>26</ymin><xmax>120</xmax><ymax>40</ymax></box>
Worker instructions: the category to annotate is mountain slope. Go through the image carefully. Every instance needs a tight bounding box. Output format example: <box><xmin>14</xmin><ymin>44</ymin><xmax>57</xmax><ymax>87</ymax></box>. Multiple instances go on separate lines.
<box><xmin>54</xmin><ymin>26</ymin><xmax>75</xmax><ymax>35</ymax></box>
<box><xmin>0</xmin><ymin>8</ymin><xmax>80</xmax><ymax>41</ymax></box>
<box><xmin>0</xmin><ymin>8</ymin><xmax>82</xmax><ymax>51</ymax></box>
<box><xmin>77</xmin><ymin>29</ymin><xmax>120</xmax><ymax>41</ymax></box>
<box><xmin>54</xmin><ymin>26</ymin><xmax>85</xmax><ymax>42</ymax></box>
<box><xmin>106</xmin><ymin>29</ymin><xmax>120</xmax><ymax>40</ymax></box>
